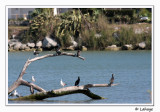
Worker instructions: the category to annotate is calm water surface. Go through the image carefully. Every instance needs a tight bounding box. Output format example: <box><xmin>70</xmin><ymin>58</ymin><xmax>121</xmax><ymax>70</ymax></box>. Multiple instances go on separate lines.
<box><xmin>8</xmin><ymin>50</ymin><xmax>152</xmax><ymax>104</ymax></box>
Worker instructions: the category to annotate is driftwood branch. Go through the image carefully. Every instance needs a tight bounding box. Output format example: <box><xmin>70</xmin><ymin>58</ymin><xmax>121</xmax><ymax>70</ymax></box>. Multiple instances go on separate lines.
<box><xmin>21</xmin><ymin>79</ymin><xmax>46</xmax><ymax>92</ymax></box>
<box><xmin>8</xmin><ymin>50</ymin><xmax>118</xmax><ymax>101</ymax></box>
<box><xmin>8</xmin><ymin>51</ymin><xmax>85</xmax><ymax>94</ymax></box>
<box><xmin>9</xmin><ymin>83</ymin><xmax>119</xmax><ymax>101</ymax></box>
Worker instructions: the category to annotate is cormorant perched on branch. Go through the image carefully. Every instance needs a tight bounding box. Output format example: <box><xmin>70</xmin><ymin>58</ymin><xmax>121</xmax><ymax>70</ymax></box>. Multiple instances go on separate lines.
<box><xmin>75</xmin><ymin>76</ymin><xmax>80</xmax><ymax>86</ymax></box>
<box><xmin>55</xmin><ymin>44</ymin><xmax>61</xmax><ymax>55</ymax></box>
<box><xmin>77</xmin><ymin>50</ymin><xmax>81</xmax><ymax>57</ymax></box>
<box><xmin>30</xmin><ymin>85</ymin><xmax>34</xmax><ymax>94</ymax></box>
<box><xmin>33</xmin><ymin>50</ymin><xmax>40</xmax><ymax>55</ymax></box>
<box><xmin>108</xmin><ymin>74</ymin><xmax>114</xmax><ymax>86</ymax></box>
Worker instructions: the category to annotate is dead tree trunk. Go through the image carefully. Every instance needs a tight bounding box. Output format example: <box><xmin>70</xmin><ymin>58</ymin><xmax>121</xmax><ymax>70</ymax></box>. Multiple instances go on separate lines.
<box><xmin>9</xmin><ymin>83</ymin><xmax>119</xmax><ymax>101</ymax></box>
<box><xmin>8</xmin><ymin>50</ymin><xmax>118</xmax><ymax>101</ymax></box>
<box><xmin>8</xmin><ymin>51</ymin><xmax>85</xmax><ymax>94</ymax></box>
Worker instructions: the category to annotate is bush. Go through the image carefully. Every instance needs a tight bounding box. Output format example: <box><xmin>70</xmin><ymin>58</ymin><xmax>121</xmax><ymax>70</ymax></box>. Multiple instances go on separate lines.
<box><xmin>15</xmin><ymin>8</ymin><xmax>151</xmax><ymax>50</ymax></box>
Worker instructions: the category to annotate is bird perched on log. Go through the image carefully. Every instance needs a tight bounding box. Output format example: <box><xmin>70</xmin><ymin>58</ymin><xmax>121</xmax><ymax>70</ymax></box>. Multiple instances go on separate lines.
<box><xmin>32</xmin><ymin>76</ymin><xmax>35</xmax><ymax>82</ymax></box>
<box><xmin>9</xmin><ymin>90</ymin><xmax>20</xmax><ymax>97</ymax></box>
<box><xmin>75</xmin><ymin>76</ymin><xmax>80</xmax><ymax>86</ymax></box>
<box><xmin>76</xmin><ymin>50</ymin><xmax>81</xmax><ymax>57</ymax></box>
<box><xmin>60</xmin><ymin>79</ymin><xmax>67</xmax><ymax>87</ymax></box>
<box><xmin>30</xmin><ymin>85</ymin><xmax>34</xmax><ymax>94</ymax></box>
<box><xmin>108</xmin><ymin>74</ymin><xmax>114</xmax><ymax>86</ymax></box>
<box><xmin>55</xmin><ymin>44</ymin><xmax>61</xmax><ymax>55</ymax></box>
<box><xmin>33</xmin><ymin>49</ymin><xmax>40</xmax><ymax>56</ymax></box>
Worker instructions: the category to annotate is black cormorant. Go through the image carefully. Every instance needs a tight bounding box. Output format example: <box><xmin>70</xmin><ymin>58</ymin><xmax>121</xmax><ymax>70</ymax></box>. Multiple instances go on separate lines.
<box><xmin>33</xmin><ymin>50</ymin><xmax>40</xmax><ymax>55</ymax></box>
<box><xmin>77</xmin><ymin>50</ymin><xmax>81</xmax><ymax>57</ymax></box>
<box><xmin>75</xmin><ymin>76</ymin><xmax>80</xmax><ymax>86</ymax></box>
<box><xmin>55</xmin><ymin>44</ymin><xmax>61</xmax><ymax>55</ymax></box>
<box><xmin>108</xmin><ymin>74</ymin><xmax>114</xmax><ymax>86</ymax></box>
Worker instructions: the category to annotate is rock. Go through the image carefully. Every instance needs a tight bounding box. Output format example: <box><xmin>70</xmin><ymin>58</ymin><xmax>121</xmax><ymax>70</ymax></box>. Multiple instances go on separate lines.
<box><xmin>132</xmin><ymin>44</ymin><xmax>139</xmax><ymax>50</ymax></box>
<box><xmin>37</xmin><ymin>48</ymin><xmax>43</xmax><ymax>51</ymax></box>
<box><xmin>8</xmin><ymin>39</ymin><xmax>19</xmax><ymax>47</ymax></box>
<box><xmin>25</xmin><ymin>46</ymin><xmax>30</xmax><ymax>50</ymax></box>
<box><xmin>81</xmin><ymin>46</ymin><xmax>87</xmax><ymax>51</ymax></box>
<box><xmin>42</xmin><ymin>36</ymin><xmax>57</xmax><ymax>48</ymax></box>
<box><xmin>122</xmin><ymin>44</ymin><xmax>133</xmax><ymax>50</ymax></box>
<box><xmin>63</xmin><ymin>46</ymin><xmax>75</xmax><ymax>51</ymax></box>
<box><xmin>135</xmin><ymin>28</ymin><xmax>143</xmax><ymax>34</ymax></box>
<box><xmin>8</xmin><ymin>47</ymin><xmax>14</xmax><ymax>52</ymax></box>
<box><xmin>25</xmin><ymin>48</ymin><xmax>31</xmax><ymax>51</ymax></box>
<box><xmin>12</xmin><ymin>34</ymin><xmax>16</xmax><ymax>39</ymax></box>
<box><xmin>70</xmin><ymin>36</ymin><xmax>78</xmax><ymax>47</ymax></box>
<box><xmin>30</xmin><ymin>48</ymin><xmax>36</xmax><ymax>51</ymax></box>
<box><xmin>72</xmin><ymin>41</ymin><xmax>78</xmax><ymax>47</ymax></box>
<box><xmin>8</xmin><ymin>42</ymin><xmax>16</xmax><ymax>48</ymax></box>
<box><xmin>27</xmin><ymin>43</ymin><xmax>35</xmax><ymax>48</ymax></box>
<box><xmin>8</xmin><ymin>49</ymin><xmax>15</xmax><ymax>52</ymax></box>
<box><xmin>139</xmin><ymin>42</ymin><xmax>146</xmax><ymax>49</ymax></box>
<box><xmin>20</xmin><ymin>44</ymin><xmax>27</xmax><ymax>50</ymax></box>
<box><xmin>95</xmin><ymin>34</ymin><xmax>101</xmax><ymax>38</ymax></box>
<box><xmin>36</xmin><ymin>41</ymin><xmax>42</xmax><ymax>48</ymax></box>
<box><xmin>105</xmin><ymin>45</ymin><xmax>120</xmax><ymax>51</ymax></box>
<box><xmin>10</xmin><ymin>39</ymin><xmax>19</xmax><ymax>42</ymax></box>
<box><xmin>114</xmin><ymin>27</ymin><xmax>119</xmax><ymax>31</ymax></box>
<box><xmin>13</xmin><ymin>42</ymin><xmax>22</xmax><ymax>50</ymax></box>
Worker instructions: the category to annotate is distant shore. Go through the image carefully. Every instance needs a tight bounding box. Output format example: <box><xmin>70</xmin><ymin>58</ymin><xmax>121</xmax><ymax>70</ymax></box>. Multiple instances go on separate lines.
<box><xmin>8</xmin><ymin>39</ymin><xmax>150</xmax><ymax>52</ymax></box>
<box><xmin>8</xmin><ymin>23</ymin><xmax>151</xmax><ymax>52</ymax></box>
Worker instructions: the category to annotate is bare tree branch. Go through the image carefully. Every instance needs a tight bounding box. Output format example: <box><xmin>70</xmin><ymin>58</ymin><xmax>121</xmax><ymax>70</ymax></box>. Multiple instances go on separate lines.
<box><xmin>8</xmin><ymin>51</ymin><xmax>85</xmax><ymax>94</ymax></box>
<box><xmin>8</xmin><ymin>50</ymin><xmax>118</xmax><ymax>101</ymax></box>
<box><xmin>9</xmin><ymin>83</ymin><xmax>118</xmax><ymax>101</ymax></box>
<box><xmin>21</xmin><ymin>79</ymin><xmax>46</xmax><ymax>92</ymax></box>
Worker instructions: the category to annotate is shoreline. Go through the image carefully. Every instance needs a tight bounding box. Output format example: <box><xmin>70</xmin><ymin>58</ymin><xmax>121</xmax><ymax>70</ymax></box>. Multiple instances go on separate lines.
<box><xmin>8</xmin><ymin>48</ymin><xmax>151</xmax><ymax>52</ymax></box>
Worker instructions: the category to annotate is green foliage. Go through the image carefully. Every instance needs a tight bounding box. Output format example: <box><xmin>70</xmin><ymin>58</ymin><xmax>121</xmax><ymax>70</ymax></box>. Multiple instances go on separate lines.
<box><xmin>59</xmin><ymin>31</ymin><xmax>72</xmax><ymax>48</ymax></box>
<box><xmin>80</xmin><ymin>27</ymin><xmax>96</xmax><ymax>49</ymax></box>
<box><xmin>139</xmin><ymin>8</ymin><xmax>152</xmax><ymax>22</ymax></box>
<box><xmin>55</xmin><ymin>10</ymin><xmax>82</xmax><ymax>39</ymax></box>
<box><xmin>139</xmin><ymin>8</ymin><xmax>151</xmax><ymax>17</ymax></box>
<box><xmin>21</xmin><ymin>8</ymin><xmax>151</xmax><ymax>50</ymax></box>
<box><xmin>114</xmin><ymin>25</ymin><xmax>151</xmax><ymax>49</ymax></box>
<box><xmin>104</xmin><ymin>9</ymin><xmax>138</xmax><ymax>23</ymax></box>
<box><xmin>29</xmin><ymin>8</ymin><xmax>55</xmax><ymax>43</ymax></box>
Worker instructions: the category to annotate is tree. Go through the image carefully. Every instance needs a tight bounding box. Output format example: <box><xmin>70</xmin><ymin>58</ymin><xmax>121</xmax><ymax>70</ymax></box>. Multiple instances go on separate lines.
<box><xmin>29</xmin><ymin>8</ymin><xmax>55</xmax><ymax>43</ymax></box>
<box><xmin>8</xmin><ymin>50</ymin><xmax>118</xmax><ymax>101</ymax></box>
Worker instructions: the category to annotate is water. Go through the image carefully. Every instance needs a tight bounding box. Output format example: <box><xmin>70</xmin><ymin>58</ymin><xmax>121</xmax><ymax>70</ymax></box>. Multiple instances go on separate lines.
<box><xmin>8</xmin><ymin>50</ymin><xmax>152</xmax><ymax>104</ymax></box>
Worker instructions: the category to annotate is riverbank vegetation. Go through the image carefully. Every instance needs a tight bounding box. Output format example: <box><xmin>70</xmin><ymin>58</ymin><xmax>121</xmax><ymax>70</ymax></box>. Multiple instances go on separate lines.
<box><xmin>8</xmin><ymin>8</ymin><xmax>152</xmax><ymax>50</ymax></box>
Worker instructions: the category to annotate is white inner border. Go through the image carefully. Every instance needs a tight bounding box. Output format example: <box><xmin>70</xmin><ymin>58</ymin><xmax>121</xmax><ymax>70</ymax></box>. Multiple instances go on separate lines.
<box><xmin>6</xmin><ymin>5</ymin><xmax>154</xmax><ymax>106</ymax></box>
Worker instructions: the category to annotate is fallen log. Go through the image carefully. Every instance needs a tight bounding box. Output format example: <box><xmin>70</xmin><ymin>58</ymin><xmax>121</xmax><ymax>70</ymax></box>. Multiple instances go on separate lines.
<box><xmin>8</xmin><ymin>51</ymin><xmax>85</xmax><ymax>94</ymax></box>
<box><xmin>8</xmin><ymin>50</ymin><xmax>118</xmax><ymax>101</ymax></box>
<box><xmin>9</xmin><ymin>83</ymin><xmax>119</xmax><ymax>100</ymax></box>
